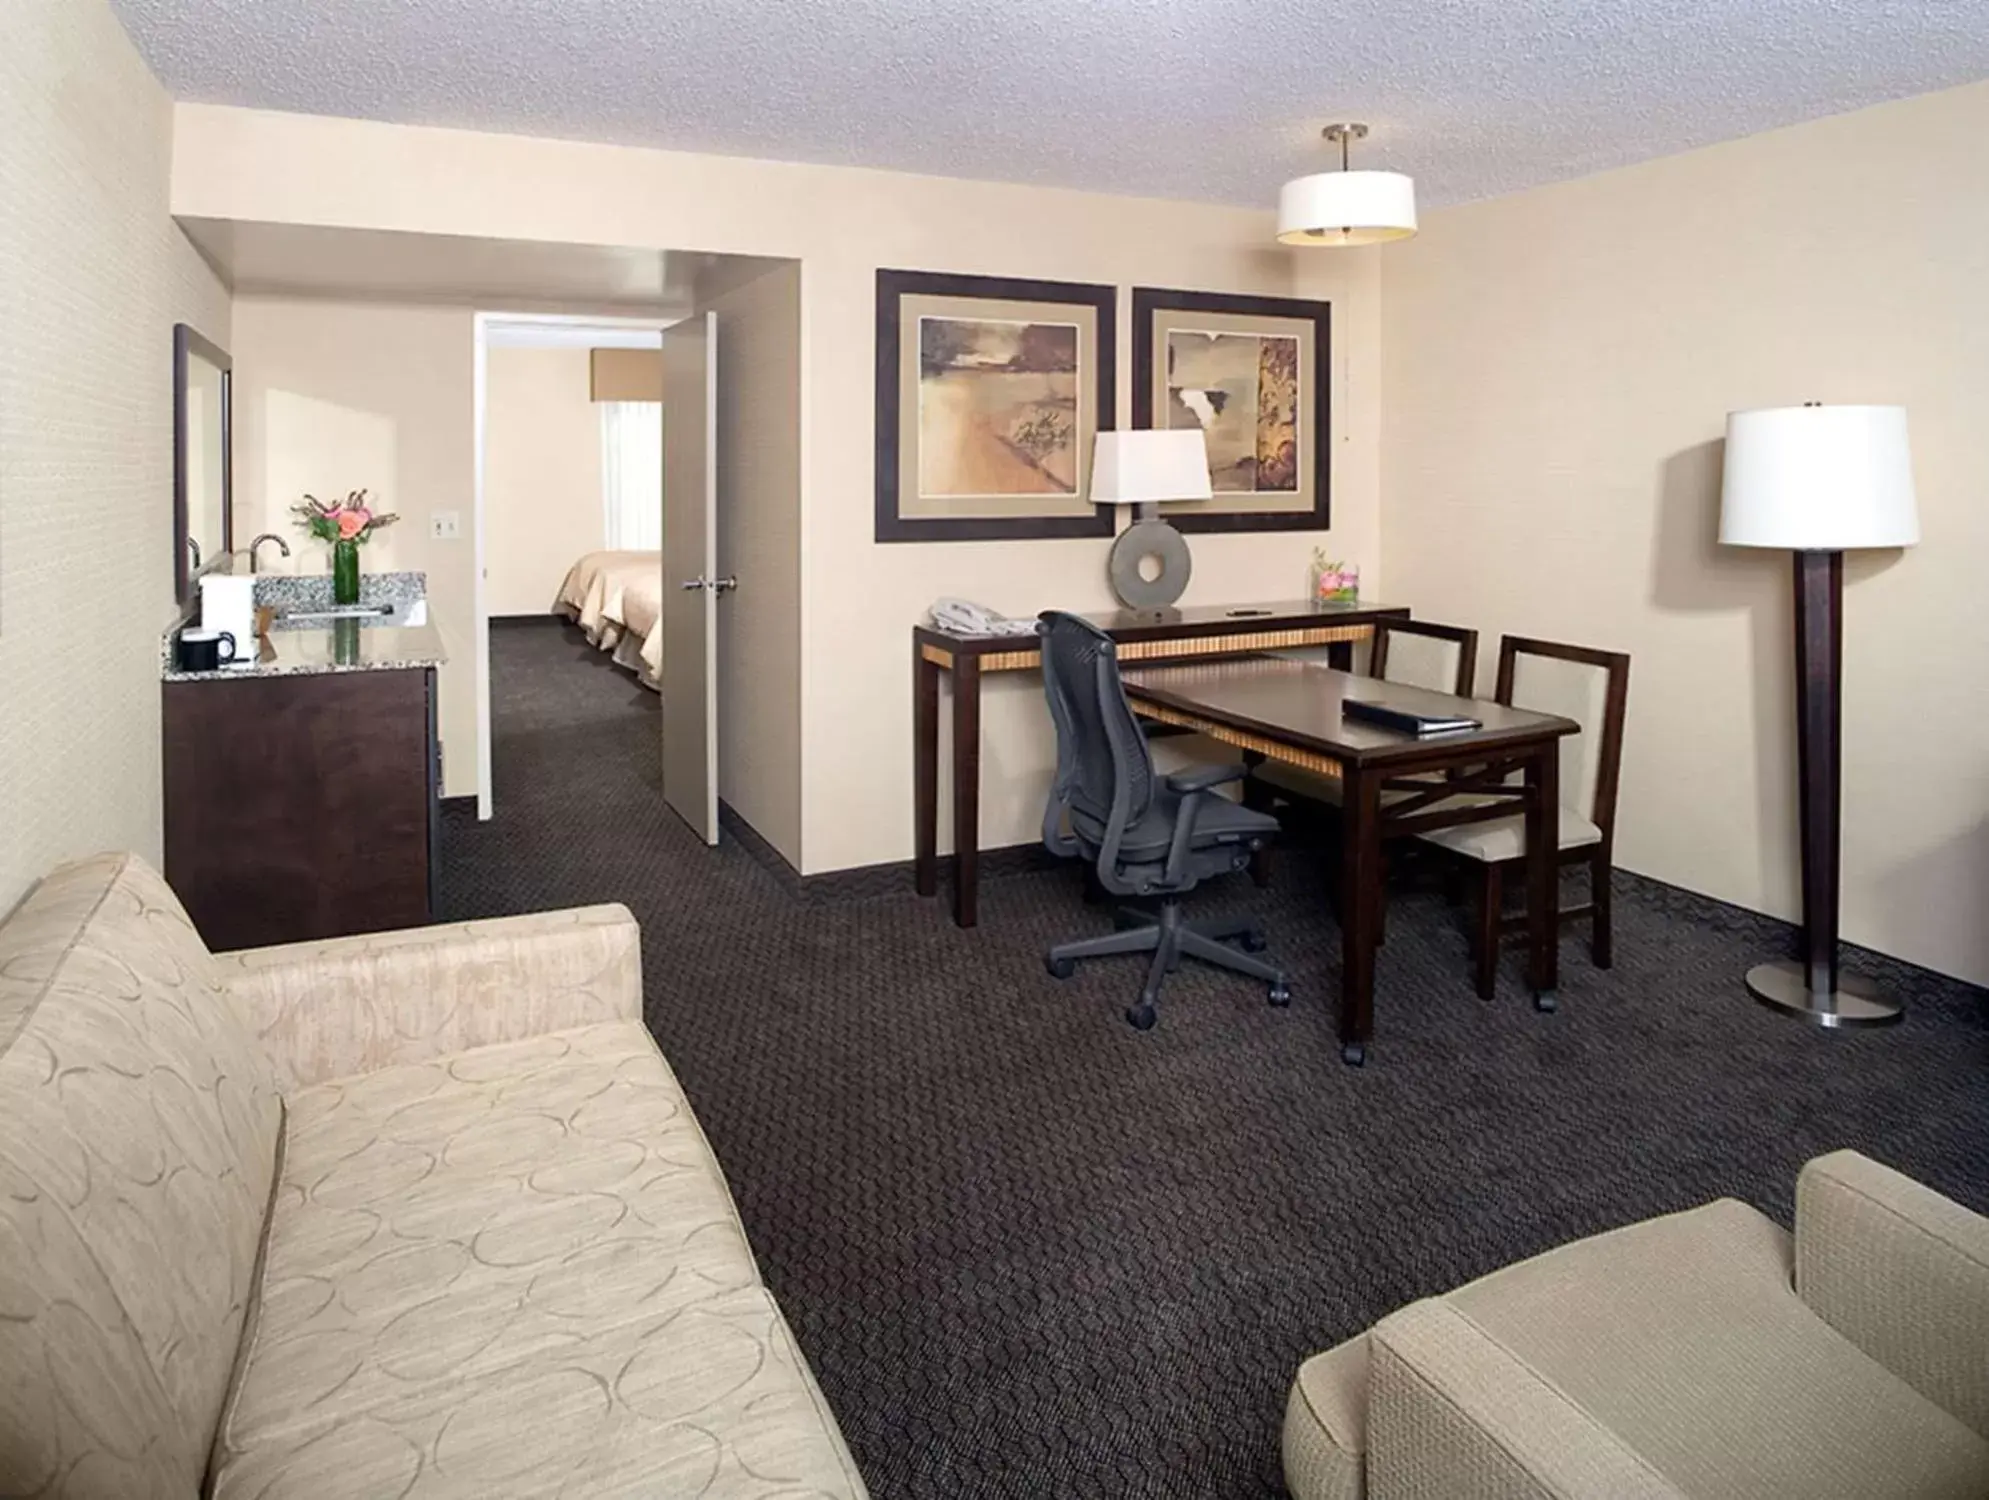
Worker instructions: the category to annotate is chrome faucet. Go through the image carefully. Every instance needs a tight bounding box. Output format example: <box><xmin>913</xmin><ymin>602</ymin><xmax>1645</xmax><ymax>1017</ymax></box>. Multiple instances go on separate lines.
<box><xmin>247</xmin><ymin>533</ymin><xmax>292</xmax><ymax>573</ymax></box>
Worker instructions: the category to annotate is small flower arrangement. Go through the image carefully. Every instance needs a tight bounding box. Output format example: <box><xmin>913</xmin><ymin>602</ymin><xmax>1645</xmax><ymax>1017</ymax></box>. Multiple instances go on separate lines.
<box><xmin>293</xmin><ymin>489</ymin><xmax>400</xmax><ymax>546</ymax></box>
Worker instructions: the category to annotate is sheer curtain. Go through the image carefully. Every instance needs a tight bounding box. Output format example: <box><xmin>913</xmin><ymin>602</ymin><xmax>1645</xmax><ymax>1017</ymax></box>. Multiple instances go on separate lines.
<box><xmin>600</xmin><ymin>401</ymin><xmax>663</xmax><ymax>550</ymax></box>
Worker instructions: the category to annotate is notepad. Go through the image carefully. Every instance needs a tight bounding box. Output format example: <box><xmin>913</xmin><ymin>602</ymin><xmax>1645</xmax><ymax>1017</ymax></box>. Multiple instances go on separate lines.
<box><xmin>1342</xmin><ymin>699</ymin><xmax>1481</xmax><ymax>737</ymax></box>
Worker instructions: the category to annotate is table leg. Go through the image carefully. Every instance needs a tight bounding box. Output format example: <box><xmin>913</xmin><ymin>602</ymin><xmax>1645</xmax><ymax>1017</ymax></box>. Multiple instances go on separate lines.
<box><xmin>1337</xmin><ymin>764</ymin><xmax>1381</xmax><ymax>1066</ymax></box>
<box><xmin>913</xmin><ymin>647</ymin><xmax>939</xmax><ymax>898</ymax></box>
<box><xmin>950</xmin><ymin>655</ymin><xmax>982</xmax><ymax>927</ymax></box>
<box><xmin>1327</xmin><ymin>639</ymin><xmax>1355</xmax><ymax>671</ymax></box>
<box><xmin>1524</xmin><ymin>743</ymin><xmax>1560</xmax><ymax>1009</ymax></box>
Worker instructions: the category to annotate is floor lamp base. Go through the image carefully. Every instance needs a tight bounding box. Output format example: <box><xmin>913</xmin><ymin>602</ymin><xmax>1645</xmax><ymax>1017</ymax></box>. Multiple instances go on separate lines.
<box><xmin>1744</xmin><ymin>959</ymin><xmax>1902</xmax><ymax>1029</ymax></box>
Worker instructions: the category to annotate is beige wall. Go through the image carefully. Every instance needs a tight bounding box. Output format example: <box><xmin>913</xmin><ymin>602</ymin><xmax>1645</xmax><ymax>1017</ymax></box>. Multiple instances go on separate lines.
<box><xmin>172</xmin><ymin>105</ymin><xmax>1381</xmax><ymax>873</ymax></box>
<box><xmin>706</xmin><ymin>261</ymin><xmax>805</xmax><ymax>865</ymax></box>
<box><xmin>230</xmin><ymin>296</ymin><xmax>479</xmax><ymax>795</ymax></box>
<box><xmin>1381</xmin><ymin>80</ymin><xmax>1989</xmax><ymax>985</ymax></box>
<box><xmin>0</xmin><ymin>0</ymin><xmax>231</xmax><ymax>911</ymax></box>
<box><xmin>485</xmin><ymin>345</ymin><xmax>603</xmax><ymax>616</ymax></box>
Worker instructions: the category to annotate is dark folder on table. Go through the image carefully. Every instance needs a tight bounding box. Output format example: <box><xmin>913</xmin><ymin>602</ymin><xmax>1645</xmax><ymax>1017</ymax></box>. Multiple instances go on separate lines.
<box><xmin>1342</xmin><ymin>698</ymin><xmax>1481</xmax><ymax>738</ymax></box>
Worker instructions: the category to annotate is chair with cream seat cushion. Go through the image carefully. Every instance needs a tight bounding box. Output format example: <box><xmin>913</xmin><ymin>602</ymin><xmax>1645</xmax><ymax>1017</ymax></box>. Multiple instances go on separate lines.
<box><xmin>1416</xmin><ymin>635</ymin><xmax>1629</xmax><ymax>999</ymax></box>
<box><xmin>1281</xmin><ymin>1149</ymin><xmax>1989</xmax><ymax>1500</ymax></box>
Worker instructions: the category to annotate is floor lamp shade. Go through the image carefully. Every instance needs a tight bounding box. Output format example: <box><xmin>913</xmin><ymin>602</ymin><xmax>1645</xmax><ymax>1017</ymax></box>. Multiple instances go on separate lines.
<box><xmin>1720</xmin><ymin>405</ymin><xmax>1918</xmax><ymax>549</ymax></box>
<box><xmin>1094</xmin><ymin>432</ymin><xmax>1211</xmax><ymax>612</ymax></box>
<box><xmin>1718</xmin><ymin>404</ymin><xmax>1917</xmax><ymax>1028</ymax></box>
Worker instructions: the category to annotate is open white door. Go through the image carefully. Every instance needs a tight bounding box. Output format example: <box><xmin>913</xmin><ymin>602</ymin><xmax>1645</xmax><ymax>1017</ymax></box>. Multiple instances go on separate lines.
<box><xmin>661</xmin><ymin>312</ymin><xmax>720</xmax><ymax>843</ymax></box>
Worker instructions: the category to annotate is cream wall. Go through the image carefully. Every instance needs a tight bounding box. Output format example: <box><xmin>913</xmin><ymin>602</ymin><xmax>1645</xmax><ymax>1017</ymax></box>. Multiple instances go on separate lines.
<box><xmin>1381</xmin><ymin>80</ymin><xmax>1989</xmax><ymax>985</ymax></box>
<box><xmin>706</xmin><ymin>261</ymin><xmax>805</xmax><ymax>866</ymax></box>
<box><xmin>171</xmin><ymin>105</ymin><xmax>1381</xmax><ymax>873</ymax></box>
<box><xmin>229</xmin><ymin>296</ymin><xmax>479</xmax><ymax>796</ymax></box>
<box><xmin>0</xmin><ymin>0</ymin><xmax>231</xmax><ymax>911</ymax></box>
<box><xmin>484</xmin><ymin>345</ymin><xmax>603</xmax><ymax>616</ymax></box>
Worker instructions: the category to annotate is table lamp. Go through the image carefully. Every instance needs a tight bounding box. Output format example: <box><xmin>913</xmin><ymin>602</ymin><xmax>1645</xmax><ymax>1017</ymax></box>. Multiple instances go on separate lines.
<box><xmin>1092</xmin><ymin>430</ymin><xmax>1212</xmax><ymax>618</ymax></box>
<box><xmin>1719</xmin><ymin>403</ymin><xmax>1919</xmax><ymax>1026</ymax></box>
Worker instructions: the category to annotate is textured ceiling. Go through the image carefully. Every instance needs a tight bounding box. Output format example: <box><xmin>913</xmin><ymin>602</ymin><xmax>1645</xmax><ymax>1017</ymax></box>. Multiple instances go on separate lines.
<box><xmin>116</xmin><ymin>0</ymin><xmax>1989</xmax><ymax>209</ymax></box>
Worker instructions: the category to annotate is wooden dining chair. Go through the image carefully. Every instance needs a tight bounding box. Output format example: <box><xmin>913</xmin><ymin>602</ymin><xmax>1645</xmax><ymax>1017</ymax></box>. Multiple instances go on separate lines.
<box><xmin>1415</xmin><ymin>636</ymin><xmax>1631</xmax><ymax>999</ymax></box>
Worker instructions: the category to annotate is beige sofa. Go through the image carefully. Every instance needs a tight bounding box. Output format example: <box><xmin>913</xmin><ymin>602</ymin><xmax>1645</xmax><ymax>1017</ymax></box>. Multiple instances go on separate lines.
<box><xmin>1284</xmin><ymin>1151</ymin><xmax>1989</xmax><ymax>1499</ymax></box>
<box><xmin>0</xmin><ymin>853</ymin><xmax>867</xmax><ymax>1498</ymax></box>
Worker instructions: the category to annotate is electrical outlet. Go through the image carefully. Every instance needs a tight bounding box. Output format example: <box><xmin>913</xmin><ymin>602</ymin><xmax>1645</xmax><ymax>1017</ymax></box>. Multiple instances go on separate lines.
<box><xmin>430</xmin><ymin>510</ymin><xmax>462</xmax><ymax>540</ymax></box>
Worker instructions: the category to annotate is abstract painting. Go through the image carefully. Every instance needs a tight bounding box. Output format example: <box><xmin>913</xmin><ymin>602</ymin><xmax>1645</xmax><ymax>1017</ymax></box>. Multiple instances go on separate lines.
<box><xmin>1163</xmin><ymin>330</ymin><xmax>1300</xmax><ymax>494</ymax></box>
<box><xmin>918</xmin><ymin>317</ymin><xmax>1080</xmax><ymax>497</ymax></box>
<box><xmin>1132</xmin><ymin>287</ymin><xmax>1331</xmax><ymax>533</ymax></box>
<box><xmin>876</xmin><ymin>269</ymin><xmax>1116</xmax><ymax>542</ymax></box>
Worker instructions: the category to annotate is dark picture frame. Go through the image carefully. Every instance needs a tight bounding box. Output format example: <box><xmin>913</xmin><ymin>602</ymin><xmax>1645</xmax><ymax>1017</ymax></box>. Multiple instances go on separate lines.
<box><xmin>875</xmin><ymin>268</ymin><xmax>1117</xmax><ymax>543</ymax></box>
<box><xmin>1131</xmin><ymin>287</ymin><xmax>1331</xmax><ymax>534</ymax></box>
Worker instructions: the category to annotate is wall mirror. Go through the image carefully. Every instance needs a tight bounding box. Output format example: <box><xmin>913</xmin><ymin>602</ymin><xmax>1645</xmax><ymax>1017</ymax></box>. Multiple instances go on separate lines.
<box><xmin>174</xmin><ymin>323</ymin><xmax>233</xmax><ymax>603</ymax></box>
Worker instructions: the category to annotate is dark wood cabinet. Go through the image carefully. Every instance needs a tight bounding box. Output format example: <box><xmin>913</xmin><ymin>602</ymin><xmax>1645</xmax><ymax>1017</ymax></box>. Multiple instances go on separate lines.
<box><xmin>163</xmin><ymin>667</ymin><xmax>437</xmax><ymax>950</ymax></box>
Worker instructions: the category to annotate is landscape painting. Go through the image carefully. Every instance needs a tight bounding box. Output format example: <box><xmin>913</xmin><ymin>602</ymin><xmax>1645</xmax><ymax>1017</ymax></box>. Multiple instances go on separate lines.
<box><xmin>875</xmin><ymin>268</ymin><xmax>1116</xmax><ymax>543</ymax></box>
<box><xmin>1163</xmin><ymin>329</ymin><xmax>1299</xmax><ymax>493</ymax></box>
<box><xmin>918</xmin><ymin>316</ymin><xmax>1080</xmax><ymax>497</ymax></box>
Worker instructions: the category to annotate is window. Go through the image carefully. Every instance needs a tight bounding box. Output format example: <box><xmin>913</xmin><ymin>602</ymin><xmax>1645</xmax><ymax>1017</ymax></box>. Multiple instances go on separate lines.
<box><xmin>600</xmin><ymin>401</ymin><xmax>662</xmax><ymax>549</ymax></box>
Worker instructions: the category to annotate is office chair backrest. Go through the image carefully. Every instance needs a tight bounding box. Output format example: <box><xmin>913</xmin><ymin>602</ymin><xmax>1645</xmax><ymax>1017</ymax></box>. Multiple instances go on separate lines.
<box><xmin>1495</xmin><ymin>636</ymin><xmax>1631</xmax><ymax>836</ymax></box>
<box><xmin>1038</xmin><ymin>610</ymin><xmax>1156</xmax><ymax>849</ymax></box>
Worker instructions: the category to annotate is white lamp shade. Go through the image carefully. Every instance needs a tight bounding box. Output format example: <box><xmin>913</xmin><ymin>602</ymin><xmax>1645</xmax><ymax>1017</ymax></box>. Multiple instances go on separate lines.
<box><xmin>1090</xmin><ymin>430</ymin><xmax>1213</xmax><ymax>505</ymax></box>
<box><xmin>1277</xmin><ymin>170</ymin><xmax>1418</xmax><ymax>246</ymax></box>
<box><xmin>1719</xmin><ymin>405</ymin><xmax>1918</xmax><ymax>549</ymax></box>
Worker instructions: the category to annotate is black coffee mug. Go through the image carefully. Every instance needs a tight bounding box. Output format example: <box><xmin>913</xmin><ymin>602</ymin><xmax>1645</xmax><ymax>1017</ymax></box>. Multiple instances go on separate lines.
<box><xmin>176</xmin><ymin>629</ymin><xmax>238</xmax><ymax>672</ymax></box>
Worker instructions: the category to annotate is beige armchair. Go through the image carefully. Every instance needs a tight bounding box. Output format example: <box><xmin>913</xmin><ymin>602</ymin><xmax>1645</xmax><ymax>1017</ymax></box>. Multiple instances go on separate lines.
<box><xmin>1284</xmin><ymin>1151</ymin><xmax>1989</xmax><ymax>1499</ymax></box>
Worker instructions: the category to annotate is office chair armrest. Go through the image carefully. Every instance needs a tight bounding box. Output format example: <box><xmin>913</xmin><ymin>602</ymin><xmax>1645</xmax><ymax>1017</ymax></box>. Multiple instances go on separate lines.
<box><xmin>1165</xmin><ymin>763</ymin><xmax>1247</xmax><ymax>794</ymax></box>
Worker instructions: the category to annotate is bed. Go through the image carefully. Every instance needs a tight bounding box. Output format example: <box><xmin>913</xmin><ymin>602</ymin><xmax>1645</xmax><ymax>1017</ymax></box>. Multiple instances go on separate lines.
<box><xmin>554</xmin><ymin>550</ymin><xmax>664</xmax><ymax>690</ymax></box>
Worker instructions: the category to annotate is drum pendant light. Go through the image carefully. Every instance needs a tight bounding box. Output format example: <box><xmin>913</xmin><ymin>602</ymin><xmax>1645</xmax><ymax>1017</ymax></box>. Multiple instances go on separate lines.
<box><xmin>1277</xmin><ymin>123</ymin><xmax>1417</xmax><ymax>246</ymax></box>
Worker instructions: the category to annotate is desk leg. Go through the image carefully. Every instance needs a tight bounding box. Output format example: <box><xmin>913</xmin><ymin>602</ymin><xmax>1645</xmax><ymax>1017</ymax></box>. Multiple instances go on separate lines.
<box><xmin>1328</xmin><ymin>639</ymin><xmax>1355</xmax><ymax>672</ymax></box>
<box><xmin>1337</xmin><ymin>765</ymin><xmax>1381</xmax><ymax>1066</ymax></box>
<box><xmin>913</xmin><ymin>647</ymin><xmax>939</xmax><ymax>898</ymax></box>
<box><xmin>950</xmin><ymin>656</ymin><xmax>982</xmax><ymax>927</ymax></box>
<box><xmin>1240</xmin><ymin>749</ymin><xmax>1272</xmax><ymax>888</ymax></box>
<box><xmin>1524</xmin><ymin>744</ymin><xmax>1561</xmax><ymax>1009</ymax></box>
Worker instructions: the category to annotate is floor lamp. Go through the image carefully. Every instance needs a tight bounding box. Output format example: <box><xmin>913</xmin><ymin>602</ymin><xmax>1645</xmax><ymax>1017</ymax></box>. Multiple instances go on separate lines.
<box><xmin>1719</xmin><ymin>404</ymin><xmax>1919</xmax><ymax>1027</ymax></box>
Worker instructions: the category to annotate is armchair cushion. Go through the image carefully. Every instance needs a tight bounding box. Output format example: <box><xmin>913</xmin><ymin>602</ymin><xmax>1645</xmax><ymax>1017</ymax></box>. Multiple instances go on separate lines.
<box><xmin>215</xmin><ymin>905</ymin><xmax>643</xmax><ymax>1090</ymax></box>
<box><xmin>1283</xmin><ymin>1333</ymin><xmax>1371</xmax><ymax>1500</ymax></box>
<box><xmin>1796</xmin><ymin>1149</ymin><xmax>1989</xmax><ymax>1440</ymax></box>
<box><xmin>1413</xmin><ymin>801</ymin><xmax>1600</xmax><ymax>864</ymax></box>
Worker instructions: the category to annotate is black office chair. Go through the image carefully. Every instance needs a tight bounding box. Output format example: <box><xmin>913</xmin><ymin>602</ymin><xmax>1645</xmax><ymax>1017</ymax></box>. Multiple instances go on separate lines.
<box><xmin>1036</xmin><ymin>611</ymin><xmax>1290</xmax><ymax>1030</ymax></box>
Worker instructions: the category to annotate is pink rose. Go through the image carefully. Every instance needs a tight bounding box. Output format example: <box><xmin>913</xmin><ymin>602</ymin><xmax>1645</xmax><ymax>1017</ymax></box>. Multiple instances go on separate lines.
<box><xmin>336</xmin><ymin>511</ymin><xmax>366</xmax><ymax>540</ymax></box>
<box><xmin>350</xmin><ymin>507</ymin><xmax>372</xmax><ymax>526</ymax></box>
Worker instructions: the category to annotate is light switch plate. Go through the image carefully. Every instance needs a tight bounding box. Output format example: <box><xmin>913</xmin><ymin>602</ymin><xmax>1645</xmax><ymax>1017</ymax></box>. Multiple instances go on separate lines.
<box><xmin>430</xmin><ymin>510</ymin><xmax>462</xmax><ymax>540</ymax></box>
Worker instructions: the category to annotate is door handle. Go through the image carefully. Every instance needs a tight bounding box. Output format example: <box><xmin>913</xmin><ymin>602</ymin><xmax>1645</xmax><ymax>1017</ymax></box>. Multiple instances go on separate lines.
<box><xmin>680</xmin><ymin>576</ymin><xmax>740</xmax><ymax>594</ymax></box>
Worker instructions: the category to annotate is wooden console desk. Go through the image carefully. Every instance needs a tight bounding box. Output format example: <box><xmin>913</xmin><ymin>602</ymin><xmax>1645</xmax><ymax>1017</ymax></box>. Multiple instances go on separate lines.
<box><xmin>912</xmin><ymin>600</ymin><xmax>1410</xmax><ymax>926</ymax></box>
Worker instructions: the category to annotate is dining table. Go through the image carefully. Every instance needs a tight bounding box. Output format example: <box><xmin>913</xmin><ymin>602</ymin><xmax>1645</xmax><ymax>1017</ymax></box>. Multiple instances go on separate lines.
<box><xmin>1119</xmin><ymin>656</ymin><xmax>1581</xmax><ymax>1065</ymax></box>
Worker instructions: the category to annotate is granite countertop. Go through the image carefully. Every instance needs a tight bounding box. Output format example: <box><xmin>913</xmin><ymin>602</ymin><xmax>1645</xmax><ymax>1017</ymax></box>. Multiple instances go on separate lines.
<box><xmin>164</xmin><ymin>621</ymin><xmax>447</xmax><ymax>682</ymax></box>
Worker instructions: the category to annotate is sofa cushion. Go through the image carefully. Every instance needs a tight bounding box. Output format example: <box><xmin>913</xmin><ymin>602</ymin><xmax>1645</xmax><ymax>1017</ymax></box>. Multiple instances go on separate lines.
<box><xmin>213</xmin><ymin>1021</ymin><xmax>806</xmax><ymax>1489</ymax></box>
<box><xmin>0</xmin><ymin>853</ymin><xmax>283</xmax><ymax>1494</ymax></box>
<box><xmin>1443</xmin><ymin>1198</ymin><xmax>1989</xmax><ymax>1498</ymax></box>
<box><xmin>212</xmin><ymin>1286</ymin><xmax>867</xmax><ymax>1498</ymax></box>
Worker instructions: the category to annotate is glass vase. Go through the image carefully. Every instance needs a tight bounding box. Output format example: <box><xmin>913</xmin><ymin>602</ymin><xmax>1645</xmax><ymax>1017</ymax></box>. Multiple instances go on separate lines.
<box><xmin>332</xmin><ymin>539</ymin><xmax>361</xmax><ymax>605</ymax></box>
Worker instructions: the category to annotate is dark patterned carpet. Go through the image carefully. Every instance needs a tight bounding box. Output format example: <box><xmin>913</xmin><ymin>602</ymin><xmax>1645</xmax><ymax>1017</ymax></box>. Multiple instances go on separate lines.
<box><xmin>441</xmin><ymin>620</ymin><xmax>1989</xmax><ymax>1500</ymax></box>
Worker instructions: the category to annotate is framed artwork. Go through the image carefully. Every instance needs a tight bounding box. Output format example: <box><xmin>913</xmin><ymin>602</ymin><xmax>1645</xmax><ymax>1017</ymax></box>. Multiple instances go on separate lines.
<box><xmin>875</xmin><ymin>268</ymin><xmax>1116</xmax><ymax>542</ymax></box>
<box><xmin>1131</xmin><ymin>287</ymin><xmax>1331</xmax><ymax>533</ymax></box>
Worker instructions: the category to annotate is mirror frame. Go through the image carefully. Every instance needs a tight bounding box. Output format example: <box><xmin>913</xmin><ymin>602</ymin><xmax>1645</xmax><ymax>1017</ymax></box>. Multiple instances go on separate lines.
<box><xmin>173</xmin><ymin>322</ymin><xmax>234</xmax><ymax>604</ymax></box>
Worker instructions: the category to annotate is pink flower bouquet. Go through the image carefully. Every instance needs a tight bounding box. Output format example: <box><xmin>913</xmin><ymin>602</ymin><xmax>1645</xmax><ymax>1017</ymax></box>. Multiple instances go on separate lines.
<box><xmin>293</xmin><ymin>489</ymin><xmax>400</xmax><ymax>546</ymax></box>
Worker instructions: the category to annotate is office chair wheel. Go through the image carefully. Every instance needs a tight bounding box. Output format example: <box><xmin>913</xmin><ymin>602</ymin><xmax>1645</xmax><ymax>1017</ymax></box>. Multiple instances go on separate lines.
<box><xmin>1046</xmin><ymin>956</ymin><xmax>1077</xmax><ymax>980</ymax></box>
<box><xmin>1126</xmin><ymin>1002</ymin><xmax>1158</xmax><ymax>1031</ymax></box>
<box><xmin>1340</xmin><ymin>1042</ymin><xmax>1367</xmax><ymax>1067</ymax></box>
<box><xmin>1267</xmin><ymin>980</ymin><xmax>1291</xmax><ymax>1008</ymax></box>
<box><xmin>1534</xmin><ymin>991</ymin><xmax>1559</xmax><ymax>1014</ymax></box>
<box><xmin>1239</xmin><ymin>928</ymin><xmax>1269</xmax><ymax>953</ymax></box>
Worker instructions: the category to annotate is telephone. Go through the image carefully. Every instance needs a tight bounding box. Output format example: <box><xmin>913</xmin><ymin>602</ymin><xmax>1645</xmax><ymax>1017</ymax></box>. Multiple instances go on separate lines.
<box><xmin>927</xmin><ymin>598</ymin><xmax>1035</xmax><ymax>637</ymax></box>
